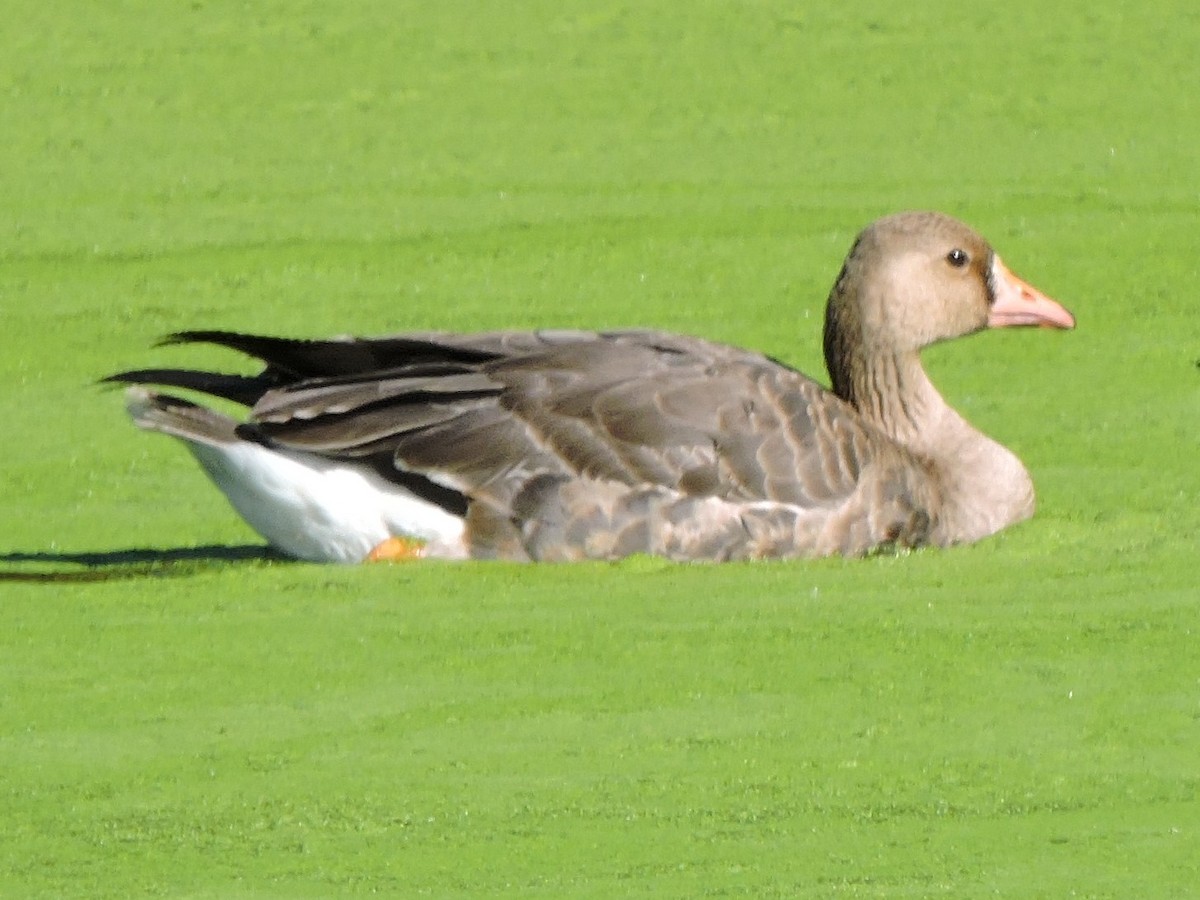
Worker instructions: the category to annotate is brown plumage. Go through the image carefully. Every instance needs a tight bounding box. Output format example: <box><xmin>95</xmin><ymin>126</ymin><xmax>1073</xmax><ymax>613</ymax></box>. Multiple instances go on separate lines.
<box><xmin>106</xmin><ymin>211</ymin><xmax>1075</xmax><ymax>563</ymax></box>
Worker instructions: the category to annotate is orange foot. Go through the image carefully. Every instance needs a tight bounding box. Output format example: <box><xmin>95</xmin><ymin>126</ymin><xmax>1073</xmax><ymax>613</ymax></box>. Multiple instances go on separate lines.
<box><xmin>365</xmin><ymin>536</ymin><xmax>427</xmax><ymax>563</ymax></box>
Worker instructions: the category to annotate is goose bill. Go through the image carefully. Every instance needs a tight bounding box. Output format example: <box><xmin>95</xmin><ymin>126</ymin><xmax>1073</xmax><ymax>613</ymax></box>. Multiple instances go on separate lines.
<box><xmin>987</xmin><ymin>256</ymin><xmax>1076</xmax><ymax>329</ymax></box>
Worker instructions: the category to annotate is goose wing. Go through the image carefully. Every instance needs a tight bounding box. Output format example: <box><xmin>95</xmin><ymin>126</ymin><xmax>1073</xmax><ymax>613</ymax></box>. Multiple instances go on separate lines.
<box><xmin>109</xmin><ymin>329</ymin><xmax>937</xmax><ymax>559</ymax></box>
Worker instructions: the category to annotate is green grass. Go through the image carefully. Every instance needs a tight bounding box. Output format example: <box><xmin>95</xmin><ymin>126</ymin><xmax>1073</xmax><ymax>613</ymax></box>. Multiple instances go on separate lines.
<box><xmin>2</xmin><ymin>1</ymin><xmax>1198</xmax><ymax>896</ymax></box>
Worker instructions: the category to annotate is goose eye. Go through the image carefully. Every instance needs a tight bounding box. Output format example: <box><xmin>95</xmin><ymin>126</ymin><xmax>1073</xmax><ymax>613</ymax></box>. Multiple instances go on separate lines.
<box><xmin>946</xmin><ymin>248</ymin><xmax>969</xmax><ymax>268</ymax></box>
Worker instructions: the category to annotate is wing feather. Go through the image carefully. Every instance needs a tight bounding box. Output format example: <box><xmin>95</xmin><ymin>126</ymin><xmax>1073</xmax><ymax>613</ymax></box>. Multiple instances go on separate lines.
<box><xmin>108</xmin><ymin>327</ymin><xmax>939</xmax><ymax>559</ymax></box>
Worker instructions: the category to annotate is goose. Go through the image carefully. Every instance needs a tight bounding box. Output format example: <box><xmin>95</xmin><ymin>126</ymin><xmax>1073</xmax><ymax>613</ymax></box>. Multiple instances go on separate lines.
<box><xmin>106</xmin><ymin>211</ymin><xmax>1075</xmax><ymax>563</ymax></box>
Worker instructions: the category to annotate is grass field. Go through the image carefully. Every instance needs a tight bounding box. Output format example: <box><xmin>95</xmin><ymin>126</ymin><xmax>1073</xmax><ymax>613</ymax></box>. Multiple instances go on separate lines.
<box><xmin>2</xmin><ymin>1</ymin><xmax>1198</xmax><ymax>896</ymax></box>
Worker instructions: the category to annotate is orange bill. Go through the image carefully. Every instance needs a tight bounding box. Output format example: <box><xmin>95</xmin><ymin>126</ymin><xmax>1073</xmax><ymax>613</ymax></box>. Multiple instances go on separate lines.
<box><xmin>988</xmin><ymin>255</ymin><xmax>1076</xmax><ymax>329</ymax></box>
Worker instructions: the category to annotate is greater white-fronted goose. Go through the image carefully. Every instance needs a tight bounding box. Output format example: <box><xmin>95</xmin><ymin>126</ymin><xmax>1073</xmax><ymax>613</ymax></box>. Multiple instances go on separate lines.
<box><xmin>106</xmin><ymin>211</ymin><xmax>1075</xmax><ymax>563</ymax></box>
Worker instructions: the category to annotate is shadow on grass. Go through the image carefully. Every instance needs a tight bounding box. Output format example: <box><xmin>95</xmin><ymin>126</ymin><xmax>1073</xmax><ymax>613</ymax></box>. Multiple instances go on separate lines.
<box><xmin>0</xmin><ymin>544</ymin><xmax>295</xmax><ymax>583</ymax></box>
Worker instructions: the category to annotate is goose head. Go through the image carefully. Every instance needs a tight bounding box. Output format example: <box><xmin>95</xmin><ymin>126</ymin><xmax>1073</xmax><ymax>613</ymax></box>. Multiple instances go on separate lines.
<box><xmin>824</xmin><ymin>211</ymin><xmax>1075</xmax><ymax>400</ymax></box>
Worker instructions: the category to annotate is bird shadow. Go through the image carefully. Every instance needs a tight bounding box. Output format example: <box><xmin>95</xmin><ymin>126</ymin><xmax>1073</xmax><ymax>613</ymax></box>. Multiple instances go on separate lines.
<box><xmin>0</xmin><ymin>544</ymin><xmax>295</xmax><ymax>584</ymax></box>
